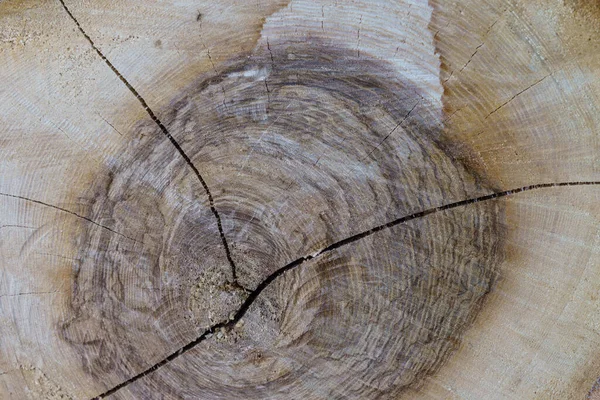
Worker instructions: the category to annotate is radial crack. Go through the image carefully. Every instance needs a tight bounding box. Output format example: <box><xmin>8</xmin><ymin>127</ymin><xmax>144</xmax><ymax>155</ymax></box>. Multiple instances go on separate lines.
<box><xmin>57</xmin><ymin>0</ymin><xmax>240</xmax><ymax>283</ymax></box>
<box><xmin>0</xmin><ymin>192</ymin><xmax>137</xmax><ymax>242</ymax></box>
<box><xmin>362</xmin><ymin>99</ymin><xmax>420</xmax><ymax>161</ymax></box>
<box><xmin>484</xmin><ymin>72</ymin><xmax>553</xmax><ymax>119</ymax></box>
<box><xmin>90</xmin><ymin>180</ymin><xmax>600</xmax><ymax>399</ymax></box>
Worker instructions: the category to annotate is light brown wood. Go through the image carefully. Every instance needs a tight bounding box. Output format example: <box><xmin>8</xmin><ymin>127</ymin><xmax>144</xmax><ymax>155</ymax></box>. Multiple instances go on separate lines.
<box><xmin>1</xmin><ymin>0</ymin><xmax>600</xmax><ymax>399</ymax></box>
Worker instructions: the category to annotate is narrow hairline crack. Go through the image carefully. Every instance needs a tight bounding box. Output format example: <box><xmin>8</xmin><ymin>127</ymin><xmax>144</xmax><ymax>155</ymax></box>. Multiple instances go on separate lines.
<box><xmin>91</xmin><ymin>180</ymin><xmax>600</xmax><ymax>399</ymax></box>
<box><xmin>0</xmin><ymin>192</ymin><xmax>138</xmax><ymax>242</ymax></box>
<box><xmin>57</xmin><ymin>0</ymin><xmax>241</xmax><ymax>284</ymax></box>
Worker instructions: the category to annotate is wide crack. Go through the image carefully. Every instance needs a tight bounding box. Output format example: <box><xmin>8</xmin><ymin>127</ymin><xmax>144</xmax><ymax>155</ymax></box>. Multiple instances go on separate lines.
<box><xmin>58</xmin><ymin>0</ymin><xmax>242</xmax><ymax>288</ymax></box>
<box><xmin>91</xmin><ymin>180</ymin><xmax>600</xmax><ymax>399</ymax></box>
<box><xmin>54</xmin><ymin>1</ymin><xmax>600</xmax><ymax>397</ymax></box>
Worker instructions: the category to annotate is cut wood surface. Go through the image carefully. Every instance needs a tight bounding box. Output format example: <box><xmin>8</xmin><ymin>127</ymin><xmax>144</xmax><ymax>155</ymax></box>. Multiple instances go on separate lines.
<box><xmin>1</xmin><ymin>0</ymin><xmax>600</xmax><ymax>399</ymax></box>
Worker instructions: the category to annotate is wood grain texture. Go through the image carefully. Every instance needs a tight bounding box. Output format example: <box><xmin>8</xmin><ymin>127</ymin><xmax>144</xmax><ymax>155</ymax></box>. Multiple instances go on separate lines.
<box><xmin>1</xmin><ymin>0</ymin><xmax>600</xmax><ymax>399</ymax></box>
<box><xmin>60</xmin><ymin>40</ymin><xmax>506</xmax><ymax>398</ymax></box>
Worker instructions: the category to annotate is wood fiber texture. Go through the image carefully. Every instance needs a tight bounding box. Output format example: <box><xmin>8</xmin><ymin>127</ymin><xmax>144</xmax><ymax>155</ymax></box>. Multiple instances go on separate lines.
<box><xmin>1</xmin><ymin>0</ymin><xmax>600</xmax><ymax>399</ymax></box>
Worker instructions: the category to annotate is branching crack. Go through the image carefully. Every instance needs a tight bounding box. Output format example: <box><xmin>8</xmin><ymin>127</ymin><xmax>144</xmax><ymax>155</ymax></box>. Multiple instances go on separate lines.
<box><xmin>91</xmin><ymin>180</ymin><xmax>600</xmax><ymax>399</ymax></box>
<box><xmin>58</xmin><ymin>0</ymin><xmax>240</xmax><ymax>284</ymax></box>
<box><xmin>0</xmin><ymin>192</ymin><xmax>138</xmax><ymax>242</ymax></box>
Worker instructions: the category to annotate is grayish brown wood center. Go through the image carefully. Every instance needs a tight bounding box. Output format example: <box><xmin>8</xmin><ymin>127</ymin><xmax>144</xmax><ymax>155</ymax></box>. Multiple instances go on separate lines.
<box><xmin>57</xmin><ymin>42</ymin><xmax>505</xmax><ymax>399</ymax></box>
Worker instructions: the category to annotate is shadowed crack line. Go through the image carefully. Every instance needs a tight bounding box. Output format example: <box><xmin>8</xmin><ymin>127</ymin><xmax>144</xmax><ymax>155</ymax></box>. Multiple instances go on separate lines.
<box><xmin>484</xmin><ymin>73</ymin><xmax>552</xmax><ymax>119</ymax></box>
<box><xmin>0</xmin><ymin>290</ymin><xmax>65</xmax><ymax>299</ymax></box>
<box><xmin>361</xmin><ymin>99</ymin><xmax>420</xmax><ymax>162</ymax></box>
<box><xmin>91</xmin><ymin>180</ymin><xmax>600</xmax><ymax>399</ymax></box>
<box><xmin>0</xmin><ymin>192</ymin><xmax>137</xmax><ymax>242</ymax></box>
<box><xmin>58</xmin><ymin>0</ymin><xmax>240</xmax><ymax>284</ymax></box>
